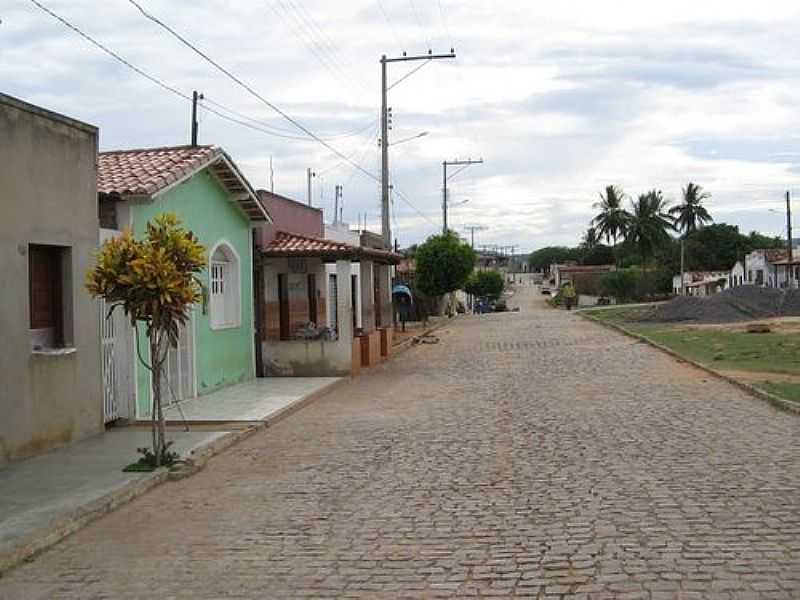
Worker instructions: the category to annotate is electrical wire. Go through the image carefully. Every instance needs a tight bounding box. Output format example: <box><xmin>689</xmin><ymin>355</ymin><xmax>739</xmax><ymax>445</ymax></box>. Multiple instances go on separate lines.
<box><xmin>127</xmin><ymin>0</ymin><xmax>381</xmax><ymax>184</ymax></box>
<box><xmin>30</xmin><ymin>0</ymin><xmax>437</xmax><ymax>235</ymax></box>
<box><xmin>375</xmin><ymin>0</ymin><xmax>403</xmax><ymax>50</ymax></box>
<box><xmin>28</xmin><ymin>0</ymin><xmax>191</xmax><ymax>102</ymax></box>
<box><xmin>388</xmin><ymin>59</ymin><xmax>431</xmax><ymax>91</ymax></box>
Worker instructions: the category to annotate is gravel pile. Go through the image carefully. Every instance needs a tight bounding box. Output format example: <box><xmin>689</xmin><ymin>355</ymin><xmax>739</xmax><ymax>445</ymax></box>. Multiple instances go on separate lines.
<box><xmin>643</xmin><ymin>286</ymin><xmax>788</xmax><ymax>323</ymax></box>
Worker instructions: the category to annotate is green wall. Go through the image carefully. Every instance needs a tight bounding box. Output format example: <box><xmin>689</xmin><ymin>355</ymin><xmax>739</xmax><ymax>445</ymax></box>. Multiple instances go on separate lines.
<box><xmin>133</xmin><ymin>170</ymin><xmax>255</xmax><ymax>417</ymax></box>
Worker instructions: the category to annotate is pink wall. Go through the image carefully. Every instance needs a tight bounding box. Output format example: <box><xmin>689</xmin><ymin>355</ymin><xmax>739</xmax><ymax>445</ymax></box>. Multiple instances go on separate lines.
<box><xmin>255</xmin><ymin>190</ymin><xmax>324</xmax><ymax>247</ymax></box>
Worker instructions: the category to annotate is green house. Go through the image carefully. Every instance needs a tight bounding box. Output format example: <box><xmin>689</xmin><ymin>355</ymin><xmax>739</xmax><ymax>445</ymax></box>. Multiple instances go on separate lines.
<box><xmin>96</xmin><ymin>145</ymin><xmax>271</xmax><ymax>421</ymax></box>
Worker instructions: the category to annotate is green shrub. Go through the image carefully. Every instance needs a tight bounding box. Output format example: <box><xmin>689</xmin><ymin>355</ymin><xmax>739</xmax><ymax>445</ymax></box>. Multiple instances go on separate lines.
<box><xmin>464</xmin><ymin>270</ymin><xmax>505</xmax><ymax>300</ymax></box>
<box><xmin>600</xmin><ymin>267</ymin><xmax>671</xmax><ymax>302</ymax></box>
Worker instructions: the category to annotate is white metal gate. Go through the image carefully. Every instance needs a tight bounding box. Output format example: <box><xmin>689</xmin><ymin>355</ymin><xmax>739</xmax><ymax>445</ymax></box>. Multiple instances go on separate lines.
<box><xmin>100</xmin><ymin>298</ymin><xmax>119</xmax><ymax>423</ymax></box>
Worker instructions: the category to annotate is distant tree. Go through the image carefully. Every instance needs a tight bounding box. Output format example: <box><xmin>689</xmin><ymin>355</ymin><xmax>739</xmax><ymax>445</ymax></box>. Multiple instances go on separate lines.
<box><xmin>527</xmin><ymin>246</ymin><xmax>581</xmax><ymax>271</ymax></box>
<box><xmin>670</xmin><ymin>182</ymin><xmax>712</xmax><ymax>237</ymax></box>
<box><xmin>626</xmin><ymin>190</ymin><xmax>675</xmax><ymax>262</ymax></box>
<box><xmin>580</xmin><ymin>244</ymin><xmax>615</xmax><ymax>266</ymax></box>
<box><xmin>86</xmin><ymin>214</ymin><xmax>206</xmax><ymax>467</ymax></box>
<box><xmin>746</xmin><ymin>231</ymin><xmax>784</xmax><ymax>250</ymax></box>
<box><xmin>581</xmin><ymin>227</ymin><xmax>600</xmax><ymax>250</ymax></box>
<box><xmin>592</xmin><ymin>185</ymin><xmax>631</xmax><ymax>247</ymax></box>
<box><xmin>464</xmin><ymin>270</ymin><xmax>505</xmax><ymax>300</ymax></box>
<box><xmin>415</xmin><ymin>232</ymin><xmax>476</xmax><ymax>297</ymax></box>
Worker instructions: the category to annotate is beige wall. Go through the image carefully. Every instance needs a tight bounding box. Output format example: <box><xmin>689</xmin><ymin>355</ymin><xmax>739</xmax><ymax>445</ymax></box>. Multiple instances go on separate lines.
<box><xmin>0</xmin><ymin>94</ymin><xmax>102</xmax><ymax>465</ymax></box>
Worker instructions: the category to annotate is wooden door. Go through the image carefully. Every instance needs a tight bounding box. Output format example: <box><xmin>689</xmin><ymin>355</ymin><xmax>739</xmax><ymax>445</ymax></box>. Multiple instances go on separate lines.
<box><xmin>278</xmin><ymin>273</ymin><xmax>290</xmax><ymax>340</ymax></box>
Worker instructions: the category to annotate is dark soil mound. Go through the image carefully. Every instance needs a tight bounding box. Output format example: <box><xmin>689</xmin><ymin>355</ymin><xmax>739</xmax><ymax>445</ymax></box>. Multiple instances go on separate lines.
<box><xmin>642</xmin><ymin>286</ymin><xmax>786</xmax><ymax>323</ymax></box>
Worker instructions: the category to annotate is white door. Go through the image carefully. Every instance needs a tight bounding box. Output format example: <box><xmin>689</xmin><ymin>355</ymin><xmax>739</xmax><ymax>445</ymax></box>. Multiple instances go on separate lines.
<box><xmin>99</xmin><ymin>229</ymin><xmax>133</xmax><ymax>423</ymax></box>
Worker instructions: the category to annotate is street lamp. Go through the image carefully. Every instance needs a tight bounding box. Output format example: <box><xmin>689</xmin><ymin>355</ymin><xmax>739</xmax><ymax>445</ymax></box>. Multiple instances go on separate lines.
<box><xmin>386</xmin><ymin>131</ymin><xmax>429</xmax><ymax>148</ymax></box>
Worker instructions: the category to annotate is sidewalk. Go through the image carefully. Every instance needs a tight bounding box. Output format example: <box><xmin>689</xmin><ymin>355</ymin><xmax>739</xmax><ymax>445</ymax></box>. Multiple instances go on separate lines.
<box><xmin>0</xmin><ymin>376</ymin><xmax>342</xmax><ymax>574</ymax></box>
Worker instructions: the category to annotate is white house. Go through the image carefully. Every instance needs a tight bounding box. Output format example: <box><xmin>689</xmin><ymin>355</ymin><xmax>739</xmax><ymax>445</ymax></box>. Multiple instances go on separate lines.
<box><xmin>673</xmin><ymin>271</ymin><xmax>730</xmax><ymax>296</ymax></box>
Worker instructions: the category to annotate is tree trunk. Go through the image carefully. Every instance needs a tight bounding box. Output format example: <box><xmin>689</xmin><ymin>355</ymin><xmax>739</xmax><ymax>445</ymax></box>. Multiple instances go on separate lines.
<box><xmin>148</xmin><ymin>328</ymin><xmax>168</xmax><ymax>468</ymax></box>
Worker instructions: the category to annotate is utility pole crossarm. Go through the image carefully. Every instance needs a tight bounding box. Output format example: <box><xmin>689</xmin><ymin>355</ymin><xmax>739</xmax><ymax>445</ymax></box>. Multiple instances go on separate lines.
<box><xmin>442</xmin><ymin>158</ymin><xmax>484</xmax><ymax>235</ymax></box>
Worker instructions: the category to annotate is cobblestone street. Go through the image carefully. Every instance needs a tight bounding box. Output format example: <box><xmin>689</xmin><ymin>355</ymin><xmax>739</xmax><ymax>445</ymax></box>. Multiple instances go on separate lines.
<box><xmin>2</xmin><ymin>287</ymin><xmax>799</xmax><ymax>599</ymax></box>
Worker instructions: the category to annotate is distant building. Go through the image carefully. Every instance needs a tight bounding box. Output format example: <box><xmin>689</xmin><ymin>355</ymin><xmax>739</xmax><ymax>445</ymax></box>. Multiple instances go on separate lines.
<box><xmin>728</xmin><ymin>248</ymin><xmax>800</xmax><ymax>289</ymax></box>
<box><xmin>673</xmin><ymin>271</ymin><xmax>730</xmax><ymax>297</ymax></box>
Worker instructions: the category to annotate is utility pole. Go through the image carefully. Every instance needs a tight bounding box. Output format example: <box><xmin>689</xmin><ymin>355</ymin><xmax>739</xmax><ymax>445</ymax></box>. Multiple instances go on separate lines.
<box><xmin>334</xmin><ymin>185</ymin><xmax>342</xmax><ymax>224</ymax></box>
<box><xmin>381</xmin><ymin>50</ymin><xmax>456</xmax><ymax>248</ymax></box>
<box><xmin>680</xmin><ymin>237</ymin><xmax>686</xmax><ymax>296</ymax></box>
<box><xmin>306</xmin><ymin>168</ymin><xmax>315</xmax><ymax>207</ymax></box>
<box><xmin>463</xmin><ymin>225</ymin><xmax>487</xmax><ymax>248</ymax></box>
<box><xmin>442</xmin><ymin>158</ymin><xmax>483</xmax><ymax>234</ymax></box>
<box><xmin>269</xmin><ymin>156</ymin><xmax>274</xmax><ymax>193</ymax></box>
<box><xmin>190</xmin><ymin>90</ymin><xmax>204</xmax><ymax>146</ymax></box>
<box><xmin>787</xmin><ymin>190</ymin><xmax>793</xmax><ymax>288</ymax></box>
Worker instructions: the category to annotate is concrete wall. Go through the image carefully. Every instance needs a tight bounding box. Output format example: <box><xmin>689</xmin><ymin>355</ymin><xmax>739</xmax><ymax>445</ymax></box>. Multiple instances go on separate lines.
<box><xmin>262</xmin><ymin>257</ymin><xmax>327</xmax><ymax>341</ymax></box>
<box><xmin>255</xmin><ymin>191</ymin><xmax>323</xmax><ymax>246</ymax></box>
<box><xmin>132</xmin><ymin>170</ymin><xmax>256</xmax><ymax>416</ymax></box>
<box><xmin>0</xmin><ymin>94</ymin><xmax>102</xmax><ymax>465</ymax></box>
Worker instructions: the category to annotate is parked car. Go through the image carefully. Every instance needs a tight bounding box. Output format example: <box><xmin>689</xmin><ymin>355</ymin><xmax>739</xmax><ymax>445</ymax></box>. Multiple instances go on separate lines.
<box><xmin>540</xmin><ymin>288</ymin><xmax>552</xmax><ymax>296</ymax></box>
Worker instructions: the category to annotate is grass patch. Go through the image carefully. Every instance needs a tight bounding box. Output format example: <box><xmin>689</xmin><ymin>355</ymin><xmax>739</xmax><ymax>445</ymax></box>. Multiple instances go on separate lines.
<box><xmin>645</xmin><ymin>329</ymin><xmax>800</xmax><ymax>376</ymax></box>
<box><xmin>755</xmin><ymin>381</ymin><xmax>800</xmax><ymax>404</ymax></box>
<box><xmin>582</xmin><ymin>305</ymin><xmax>657</xmax><ymax>326</ymax></box>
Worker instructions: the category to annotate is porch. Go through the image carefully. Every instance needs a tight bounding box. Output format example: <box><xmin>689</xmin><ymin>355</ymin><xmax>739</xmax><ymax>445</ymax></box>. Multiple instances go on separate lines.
<box><xmin>259</xmin><ymin>231</ymin><xmax>401</xmax><ymax>377</ymax></box>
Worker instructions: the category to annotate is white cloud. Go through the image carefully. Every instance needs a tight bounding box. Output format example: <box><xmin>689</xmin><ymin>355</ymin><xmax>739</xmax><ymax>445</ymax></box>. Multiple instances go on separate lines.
<box><xmin>2</xmin><ymin>0</ymin><xmax>800</xmax><ymax>251</ymax></box>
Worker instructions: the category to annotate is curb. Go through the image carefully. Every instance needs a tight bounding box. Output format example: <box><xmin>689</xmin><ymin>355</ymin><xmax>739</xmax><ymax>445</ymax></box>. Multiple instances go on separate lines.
<box><xmin>391</xmin><ymin>316</ymin><xmax>457</xmax><ymax>357</ymax></box>
<box><xmin>580</xmin><ymin>312</ymin><xmax>800</xmax><ymax>416</ymax></box>
<box><xmin>0</xmin><ymin>377</ymin><xmax>346</xmax><ymax>575</ymax></box>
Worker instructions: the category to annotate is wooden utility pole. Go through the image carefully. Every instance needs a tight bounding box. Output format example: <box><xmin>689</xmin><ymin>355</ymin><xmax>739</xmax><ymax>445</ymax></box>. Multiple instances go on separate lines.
<box><xmin>380</xmin><ymin>50</ymin><xmax>456</xmax><ymax>247</ymax></box>
<box><xmin>190</xmin><ymin>90</ymin><xmax>204</xmax><ymax>146</ymax></box>
<box><xmin>442</xmin><ymin>158</ymin><xmax>483</xmax><ymax>234</ymax></box>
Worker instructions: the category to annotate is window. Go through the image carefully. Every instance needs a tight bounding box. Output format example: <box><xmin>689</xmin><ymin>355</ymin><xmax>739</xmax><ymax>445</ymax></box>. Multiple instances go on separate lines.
<box><xmin>29</xmin><ymin>244</ymin><xmax>72</xmax><ymax>351</ymax></box>
<box><xmin>209</xmin><ymin>242</ymin><xmax>240</xmax><ymax>329</ymax></box>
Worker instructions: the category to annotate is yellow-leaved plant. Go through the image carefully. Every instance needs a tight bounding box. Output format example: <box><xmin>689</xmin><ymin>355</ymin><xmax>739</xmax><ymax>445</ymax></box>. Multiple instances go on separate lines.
<box><xmin>87</xmin><ymin>214</ymin><xmax>206</xmax><ymax>467</ymax></box>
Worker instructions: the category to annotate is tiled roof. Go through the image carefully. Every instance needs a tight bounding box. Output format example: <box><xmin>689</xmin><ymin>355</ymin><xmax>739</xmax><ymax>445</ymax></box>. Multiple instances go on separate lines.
<box><xmin>97</xmin><ymin>145</ymin><xmax>270</xmax><ymax>222</ymax></box>
<box><xmin>556</xmin><ymin>264</ymin><xmax>614</xmax><ymax>273</ymax></box>
<box><xmin>262</xmin><ymin>231</ymin><xmax>401</xmax><ymax>264</ymax></box>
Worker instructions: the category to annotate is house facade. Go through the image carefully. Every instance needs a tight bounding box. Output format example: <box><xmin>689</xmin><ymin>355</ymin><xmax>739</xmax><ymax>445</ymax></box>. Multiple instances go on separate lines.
<box><xmin>672</xmin><ymin>271</ymin><xmax>730</xmax><ymax>297</ymax></box>
<box><xmin>727</xmin><ymin>248</ymin><xmax>800</xmax><ymax>289</ymax></box>
<box><xmin>96</xmin><ymin>145</ymin><xmax>270</xmax><ymax>420</ymax></box>
<box><xmin>0</xmin><ymin>93</ymin><xmax>103</xmax><ymax>465</ymax></box>
<box><xmin>255</xmin><ymin>195</ymin><xmax>399</xmax><ymax>376</ymax></box>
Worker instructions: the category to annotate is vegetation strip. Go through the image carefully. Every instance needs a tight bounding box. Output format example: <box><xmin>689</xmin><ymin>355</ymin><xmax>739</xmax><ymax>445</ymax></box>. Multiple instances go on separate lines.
<box><xmin>579</xmin><ymin>311</ymin><xmax>800</xmax><ymax>415</ymax></box>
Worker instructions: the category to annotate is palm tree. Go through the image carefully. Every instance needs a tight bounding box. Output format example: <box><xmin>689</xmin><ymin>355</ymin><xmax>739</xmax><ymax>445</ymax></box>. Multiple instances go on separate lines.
<box><xmin>592</xmin><ymin>185</ymin><xmax>631</xmax><ymax>247</ymax></box>
<box><xmin>626</xmin><ymin>190</ymin><xmax>675</xmax><ymax>262</ymax></box>
<box><xmin>581</xmin><ymin>226</ymin><xmax>600</xmax><ymax>250</ymax></box>
<box><xmin>669</xmin><ymin>182</ymin><xmax>712</xmax><ymax>237</ymax></box>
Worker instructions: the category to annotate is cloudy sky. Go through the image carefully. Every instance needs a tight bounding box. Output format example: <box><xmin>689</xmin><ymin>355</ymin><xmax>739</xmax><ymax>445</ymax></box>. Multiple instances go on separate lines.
<box><xmin>3</xmin><ymin>0</ymin><xmax>800</xmax><ymax>252</ymax></box>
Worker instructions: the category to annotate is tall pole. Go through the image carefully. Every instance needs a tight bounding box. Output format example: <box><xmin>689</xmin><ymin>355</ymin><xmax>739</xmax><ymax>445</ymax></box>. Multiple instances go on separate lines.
<box><xmin>306</xmin><ymin>168</ymin><xmax>314</xmax><ymax>207</ymax></box>
<box><xmin>680</xmin><ymin>237</ymin><xmax>686</xmax><ymax>296</ymax></box>
<box><xmin>441</xmin><ymin>158</ymin><xmax>484</xmax><ymax>235</ymax></box>
<box><xmin>787</xmin><ymin>190</ymin><xmax>793</xmax><ymax>288</ymax></box>
<box><xmin>190</xmin><ymin>90</ymin><xmax>203</xmax><ymax>146</ymax></box>
<box><xmin>442</xmin><ymin>161</ymin><xmax>448</xmax><ymax>234</ymax></box>
<box><xmin>380</xmin><ymin>50</ymin><xmax>456</xmax><ymax>248</ymax></box>
<box><xmin>269</xmin><ymin>156</ymin><xmax>274</xmax><ymax>193</ymax></box>
<box><xmin>380</xmin><ymin>55</ymin><xmax>390</xmax><ymax>248</ymax></box>
<box><xmin>334</xmin><ymin>185</ymin><xmax>341</xmax><ymax>224</ymax></box>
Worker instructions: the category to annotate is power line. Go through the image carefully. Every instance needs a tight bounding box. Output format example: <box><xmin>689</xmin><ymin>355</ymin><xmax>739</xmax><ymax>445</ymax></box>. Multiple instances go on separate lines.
<box><xmin>375</xmin><ymin>0</ymin><xmax>403</xmax><ymax>50</ymax></box>
<box><xmin>28</xmin><ymin>0</ymin><xmax>191</xmax><ymax>102</ymax></box>
<box><xmin>407</xmin><ymin>0</ymin><xmax>432</xmax><ymax>49</ymax></box>
<box><xmin>436</xmin><ymin>0</ymin><xmax>454</xmax><ymax>50</ymax></box>
<box><xmin>388</xmin><ymin>59</ymin><xmax>432</xmax><ymax>91</ymax></box>
<box><xmin>127</xmin><ymin>0</ymin><xmax>381</xmax><ymax>183</ymax></box>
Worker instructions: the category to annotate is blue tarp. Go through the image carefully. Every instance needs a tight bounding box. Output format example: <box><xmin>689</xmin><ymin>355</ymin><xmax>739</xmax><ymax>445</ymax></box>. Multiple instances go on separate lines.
<box><xmin>392</xmin><ymin>284</ymin><xmax>413</xmax><ymax>300</ymax></box>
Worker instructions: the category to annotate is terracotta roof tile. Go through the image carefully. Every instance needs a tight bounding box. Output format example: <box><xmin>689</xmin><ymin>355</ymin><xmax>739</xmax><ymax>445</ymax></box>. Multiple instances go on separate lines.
<box><xmin>262</xmin><ymin>231</ymin><xmax>401</xmax><ymax>264</ymax></box>
<box><xmin>98</xmin><ymin>145</ymin><xmax>218</xmax><ymax>196</ymax></box>
<box><xmin>97</xmin><ymin>145</ymin><xmax>270</xmax><ymax>222</ymax></box>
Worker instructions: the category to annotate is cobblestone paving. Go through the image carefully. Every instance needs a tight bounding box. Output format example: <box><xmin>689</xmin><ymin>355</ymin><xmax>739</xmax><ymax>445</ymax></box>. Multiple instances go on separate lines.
<box><xmin>2</xmin><ymin>288</ymin><xmax>800</xmax><ymax>599</ymax></box>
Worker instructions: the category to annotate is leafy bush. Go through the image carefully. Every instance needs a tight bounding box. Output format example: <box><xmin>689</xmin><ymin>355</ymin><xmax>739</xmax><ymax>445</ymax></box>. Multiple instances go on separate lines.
<box><xmin>464</xmin><ymin>270</ymin><xmax>505</xmax><ymax>300</ymax></box>
<box><xmin>600</xmin><ymin>267</ymin><xmax>671</xmax><ymax>302</ymax></box>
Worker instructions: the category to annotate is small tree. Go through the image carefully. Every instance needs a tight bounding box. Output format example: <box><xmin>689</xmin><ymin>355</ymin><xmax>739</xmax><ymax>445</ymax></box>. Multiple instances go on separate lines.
<box><xmin>86</xmin><ymin>214</ymin><xmax>206</xmax><ymax>467</ymax></box>
<box><xmin>415</xmin><ymin>232</ymin><xmax>476</xmax><ymax>297</ymax></box>
<box><xmin>465</xmin><ymin>270</ymin><xmax>505</xmax><ymax>300</ymax></box>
